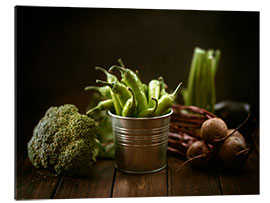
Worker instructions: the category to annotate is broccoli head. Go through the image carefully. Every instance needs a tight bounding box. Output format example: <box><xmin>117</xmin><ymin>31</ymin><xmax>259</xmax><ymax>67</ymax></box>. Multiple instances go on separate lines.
<box><xmin>27</xmin><ymin>104</ymin><xmax>100</xmax><ymax>176</ymax></box>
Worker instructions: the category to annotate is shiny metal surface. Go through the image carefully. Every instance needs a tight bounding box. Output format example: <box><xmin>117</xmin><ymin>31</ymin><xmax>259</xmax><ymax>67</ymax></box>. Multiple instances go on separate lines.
<box><xmin>109</xmin><ymin>110</ymin><xmax>173</xmax><ymax>174</ymax></box>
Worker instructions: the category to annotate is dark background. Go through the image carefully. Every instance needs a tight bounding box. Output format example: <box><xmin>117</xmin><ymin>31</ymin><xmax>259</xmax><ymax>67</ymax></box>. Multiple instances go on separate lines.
<box><xmin>15</xmin><ymin>6</ymin><xmax>259</xmax><ymax>157</ymax></box>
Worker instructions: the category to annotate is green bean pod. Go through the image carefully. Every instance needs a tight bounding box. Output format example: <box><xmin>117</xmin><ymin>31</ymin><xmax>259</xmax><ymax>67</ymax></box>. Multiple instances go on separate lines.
<box><xmin>148</xmin><ymin>79</ymin><xmax>160</xmax><ymax>107</ymax></box>
<box><xmin>86</xmin><ymin>99</ymin><xmax>114</xmax><ymax>115</ymax></box>
<box><xmin>122</xmin><ymin>88</ymin><xmax>136</xmax><ymax>117</ymax></box>
<box><xmin>153</xmin><ymin>82</ymin><xmax>182</xmax><ymax>116</ymax></box>
<box><xmin>84</xmin><ymin>85</ymin><xmax>112</xmax><ymax>99</ymax></box>
<box><xmin>109</xmin><ymin>65</ymin><xmax>148</xmax><ymax>113</ymax></box>
<box><xmin>95</xmin><ymin>66</ymin><xmax>122</xmax><ymax>115</ymax></box>
<box><xmin>96</xmin><ymin>80</ymin><xmax>131</xmax><ymax>108</ymax></box>
<box><xmin>137</xmin><ymin>98</ymin><xmax>158</xmax><ymax>117</ymax></box>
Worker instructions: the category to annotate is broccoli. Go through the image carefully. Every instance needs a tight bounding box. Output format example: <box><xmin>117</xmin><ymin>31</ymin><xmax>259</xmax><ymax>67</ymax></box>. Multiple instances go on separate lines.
<box><xmin>27</xmin><ymin>104</ymin><xmax>100</xmax><ymax>177</ymax></box>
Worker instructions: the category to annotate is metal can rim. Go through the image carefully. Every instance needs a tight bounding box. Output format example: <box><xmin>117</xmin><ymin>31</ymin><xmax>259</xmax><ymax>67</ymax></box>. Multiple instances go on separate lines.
<box><xmin>108</xmin><ymin>109</ymin><xmax>173</xmax><ymax>120</ymax></box>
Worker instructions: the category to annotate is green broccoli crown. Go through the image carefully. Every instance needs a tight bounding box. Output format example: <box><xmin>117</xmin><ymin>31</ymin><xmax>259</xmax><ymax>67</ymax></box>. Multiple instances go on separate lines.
<box><xmin>27</xmin><ymin>104</ymin><xmax>100</xmax><ymax>176</ymax></box>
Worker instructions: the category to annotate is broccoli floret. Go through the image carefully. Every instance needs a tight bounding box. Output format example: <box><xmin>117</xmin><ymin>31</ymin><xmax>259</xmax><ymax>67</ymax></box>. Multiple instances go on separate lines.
<box><xmin>27</xmin><ymin>104</ymin><xmax>100</xmax><ymax>176</ymax></box>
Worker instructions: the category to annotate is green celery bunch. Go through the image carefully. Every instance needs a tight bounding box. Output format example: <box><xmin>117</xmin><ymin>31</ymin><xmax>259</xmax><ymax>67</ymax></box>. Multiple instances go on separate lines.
<box><xmin>182</xmin><ymin>47</ymin><xmax>221</xmax><ymax>113</ymax></box>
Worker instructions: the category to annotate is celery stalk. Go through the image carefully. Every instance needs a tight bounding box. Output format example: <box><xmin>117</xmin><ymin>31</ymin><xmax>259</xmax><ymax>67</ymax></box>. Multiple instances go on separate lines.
<box><xmin>182</xmin><ymin>47</ymin><xmax>221</xmax><ymax>113</ymax></box>
<box><xmin>186</xmin><ymin>48</ymin><xmax>200</xmax><ymax>105</ymax></box>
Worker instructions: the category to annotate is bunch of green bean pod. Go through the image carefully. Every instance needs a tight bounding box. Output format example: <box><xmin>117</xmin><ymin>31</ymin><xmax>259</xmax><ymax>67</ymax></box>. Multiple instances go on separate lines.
<box><xmin>85</xmin><ymin>59</ymin><xmax>182</xmax><ymax>117</ymax></box>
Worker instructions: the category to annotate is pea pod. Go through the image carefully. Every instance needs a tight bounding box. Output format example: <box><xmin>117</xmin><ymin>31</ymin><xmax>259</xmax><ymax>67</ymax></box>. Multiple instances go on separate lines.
<box><xmin>86</xmin><ymin>99</ymin><xmax>114</xmax><ymax>115</ymax></box>
<box><xmin>137</xmin><ymin>98</ymin><xmax>158</xmax><ymax>117</ymax></box>
<box><xmin>96</xmin><ymin>79</ymin><xmax>131</xmax><ymax>107</ymax></box>
<box><xmin>148</xmin><ymin>79</ymin><xmax>160</xmax><ymax>107</ymax></box>
<box><xmin>153</xmin><ymin>82</ymin><xmax>182</xmax><ymax>116</ymax></box>
<box><xmin>122</xmin><ymin>88</ymin><xmax>136</xmax><ymax>117</ymax></box>
<box><xmin>95</xmin><ymin>66</ymin><xmax>122</xmax><ymax>115</ymax></box>
<box><xmin>84</xmin><ymin>85</ymin><xmax>111</xmax><ymax>99</ymax></box>
<box><xmin>109</xmin><ymin>65</ymin><xmax>148</xmax><ymax>113</ymax></box>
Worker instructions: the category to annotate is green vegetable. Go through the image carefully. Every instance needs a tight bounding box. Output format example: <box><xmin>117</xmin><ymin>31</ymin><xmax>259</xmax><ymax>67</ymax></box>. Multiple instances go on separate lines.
<box><xmin>137</xmin><ymin>98</ymin><xmax>158</xmax><ymax>117</ymax></box>
<box><xmin>148</xmin><ymin>79</ymin><xmax>160</xmax><ymax>107</ymax></box>
<box><xmin>95</xmin><ymin>66</ymin><xmax>122</xmax><ymax>115</ymax></box>
<box><xmin>98</xmin><ymin>142</ymin><xmax>115</xmax><ymax>159</ymax></box>
<box><xmin>84</xmin><ymin>85</ymin><xmax>111</xmax><ymax>99</ymax></box>
<box><xmin>95</xmin><ymin>66</ymin><xmax>118</xmax><ymax>83</ymax></box>
<box><xmin>143</xmin><ymin>83</ymin><xmax>148</xmax><ymax>96</ymax></box>
<box><xmin>96</xmin><ymin>79</ymin><xmax>131</xmax><ymax>108</ymax></box>
<box><xmin>86</xmin><ymin>99</ymin><xmax>114</xmax><ymax>115</ymax></box>
<box><xmin>109</xmin><ymin>65</ymin><xmax>148</xmax><ymax>113</ymax></box>
<box><xmin>95</xmin><ymin>115</ymin><xmax>115</xmax><ymax>159</ymax></box>
<box><xmin>118</xmin><ymin>58</ymin><xmax>126</xmax><ymax>68</ymax></box>
<box><xmin>182</xmin><ymin>47</ymin><xmax>221</xmax><ymax>113</ymax></box>
<box><xmin>27</xmin><ymin>104</ymin><xmax>100</xmax><ymax>176</ymax></box>
<box><xmin>158</xmin><ymin>76</ymin><xmax>169</xmax><ymax>97</ymax></box>
<box><xmin>153</xmin><ymin>82</ymin><xmax>182</xmax><ymax>116</ymax></box>
<box><xmin>110</xmin><ymin>92</ymin><xmax>122</xmax><ymax>115</ymax></box>
<box><xmin>122</xmin><ymin>88</ymin><xmax>136</xmax><ymax>117</ymax></box>
<box><xmin>91</xmin><ymin>59</ymin><xmax>182</xmax><ymax>117</ymax></box>
<box><xmin>135</xmin><ymin>69</ymin><xmax>148</xmax><ymax>96</ymax></box>
<box><xmin>86</xmin><ymin>92</ymin><xmax>115</xmax><ymax>159</ymax></box>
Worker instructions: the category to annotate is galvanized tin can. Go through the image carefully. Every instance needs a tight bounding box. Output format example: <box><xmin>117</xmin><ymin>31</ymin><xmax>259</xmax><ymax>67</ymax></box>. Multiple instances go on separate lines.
<box><xmin>108</xmin><ymin>110</ymin><xmax>173</xmax><ymax>174</ymax></box>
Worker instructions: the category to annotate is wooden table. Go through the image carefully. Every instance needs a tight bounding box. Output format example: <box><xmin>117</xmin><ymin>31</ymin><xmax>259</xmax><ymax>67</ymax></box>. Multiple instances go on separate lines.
<box><xmin>15</xmin><ymin>134</ymin><xmax>259</xmax><ymax>199</ymax></box>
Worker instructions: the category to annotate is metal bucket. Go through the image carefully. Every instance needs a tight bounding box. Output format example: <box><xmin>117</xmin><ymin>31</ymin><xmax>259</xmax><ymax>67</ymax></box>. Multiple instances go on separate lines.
<box><xmin>108</xmin><ymin>110</ymin><xmax>173</xmax><ymax>174</ymax></box>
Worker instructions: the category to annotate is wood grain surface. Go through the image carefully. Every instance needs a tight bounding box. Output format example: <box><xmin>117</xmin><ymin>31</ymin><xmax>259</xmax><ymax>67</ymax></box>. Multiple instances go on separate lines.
<box><xmin>218</xmin><ymin>149</ymin><xmax>259</xmax><ymax>195</ymax></box>
<box><xmin>15</xmin><ymin>128</ymin><xmax>259</xmax><ymax>199</ymax></box>
<box><xmin>15</xmin><ymin>156</ymin><xmax>61</xmax><ymax>200</ymax></box>
<box><xmin>54</xmin><ymin>160</ymin><xmax>115</xmax><ymax>199</ymax></box>
<box><xmin>112</xmin><ymin>169</ymin><xmax>167</xmax><ymax>197</ymax></box>
<box><xmin>167</xmin><ymin>156</ymin><xmax>222</xmax><ymax>196</ymax></box>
